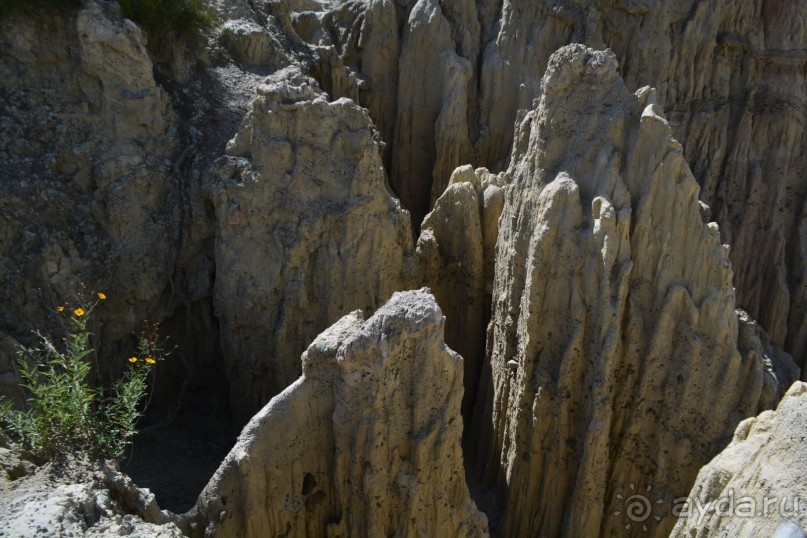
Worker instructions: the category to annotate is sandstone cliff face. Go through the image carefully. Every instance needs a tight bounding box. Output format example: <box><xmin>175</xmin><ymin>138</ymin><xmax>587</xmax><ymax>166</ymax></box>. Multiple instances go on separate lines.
<box><xmin>671</xmin><ymin>381</ymin><xmax>807</xmax><ymax>537</ymax></box>
<box><xmin>302</xmin><ymin>0</ymin><xmax>807</xmax><ymax>370</ymax></box>
<box><xmin>210</xmin><ymin>66</ymin><xmax>413</xmax><ymax>421</ymax></box>
<box><xmin>185</xmin><ymin>289</ymin><xmax>487</xmax><ymax>537</ymax></box>
<box><xmin>473</xmin><ymin>45</ymin><xmax>797</xmax><ymax>538</ymax></box>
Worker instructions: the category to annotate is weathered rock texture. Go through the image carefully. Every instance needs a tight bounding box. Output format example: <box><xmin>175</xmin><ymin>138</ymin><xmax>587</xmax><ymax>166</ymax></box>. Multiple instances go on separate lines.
<box><xmin>473</xmin><ymin>45</ymin><xmax>798</xmax><ymax>538</ymax></box>
<box><xmin>211</xmin><ymin>66</ymin><xmax>413</xmax><ymax>421</ymax></box>
<box><xmin>0</xmin><ymin>0</ymin><xmax>179</xmax><ymax>348</ymax></box>
<box><xmin>671</xmin><ymin>381</ymin><xmax>807</xmax><ymax>537</ymax></box>
<box><xmin>0</xmin><ymin>461</ymin><xmax>182</xmax><ymax>537</ymax></box>
<box><xmin>0</xmin><ymin>0</ymin><xmax>253</xmax><ymax>422</ymax></box>
<box><xmin>303</xmin><ymin>0</ymin><xmax>807</xmax><ymax>369</ymax></box>
<box><xmin>417</xmin><ymin>164</ymin><xmax>506</xmax><ymax>417</ymax></box>
<box><xmin>1</xmin><ymin>0</ymin><xmax>806</xmax><ymax>535</ymax></box>
<box><xmin>185</xmin><ymin>288</ymin><xmax>488</xmax><ymax>537</ymax></box>
<box><xmin>0</xmin><ymin>0</ymin><xmax>206</xmax><ymax>410</ymax></box>
<box><xmin>211</xmin><ymin>0</ymin><xmax>301</xmax><ymax>70</ymax></box>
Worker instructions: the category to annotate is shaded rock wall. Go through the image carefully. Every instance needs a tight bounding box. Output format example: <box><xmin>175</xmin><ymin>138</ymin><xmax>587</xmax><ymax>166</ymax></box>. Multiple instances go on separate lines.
<box><xmin>0</xmin><ymin>1</ymin><xmax>181</xmax><ymax>379</ymax></box>
<box><xmin>473</xmin><ymin>45</ymin><xmax>798</xmax><ymax>538</ymax></box>
<box><xmin>185</xmin><ymin>289</ymin><xmax>487</xmax><ymax>537</ymax></box>
<box><xmin>417</xmin><ymin>165</ymin><xmax>506</xmax><ymax>418</ymax></box>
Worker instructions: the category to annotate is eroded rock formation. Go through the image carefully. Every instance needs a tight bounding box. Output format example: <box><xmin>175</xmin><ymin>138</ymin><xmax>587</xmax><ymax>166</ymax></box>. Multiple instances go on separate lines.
<box><xmin>472</xmin><ymin>45</ymin><xmax>797</xmax><ymax>538</ymax></box>
<box><xmin>185</xmin><ymin>288</ymin><xmax>487</xmax><ymax>537</ymax></box>
<box><xmin>1</xmin><ymin>0</ymin><xmax>806</xmax><ymax>536</ymax></box>
<box><xmin>0</xmin><ymin>462</ymin><xmax>182</xmax><ymax>537</ymax></box>
<box><xmin>210</xmin><ymin>65</ymin><xmax>413</xmax><ymax>421</ymax></box>
<box><xmin>671</xmin><ymin>381</ymin><xmax>807</xmax><ymax>537</ymax></box>
<box><xmin>303</xmin><ymin>0</ymin><xmax>807</xmax><ymax>370</ymax></box>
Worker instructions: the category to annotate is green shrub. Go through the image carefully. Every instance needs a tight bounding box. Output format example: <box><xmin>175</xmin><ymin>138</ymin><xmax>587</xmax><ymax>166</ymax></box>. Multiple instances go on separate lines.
<box><xmin>0</xmin><ymin>291</ymin><xmax>168</xmax><ymax>462</ymax></box>
<box><xmin>118</xmin><ymin>0</ymin><xmax>214</xmax><ymax>38</ymax></box>
<box><xmin>0</xmin><ymin>0</ymin><xmax>214</xmax><ymax>39</ymax></box>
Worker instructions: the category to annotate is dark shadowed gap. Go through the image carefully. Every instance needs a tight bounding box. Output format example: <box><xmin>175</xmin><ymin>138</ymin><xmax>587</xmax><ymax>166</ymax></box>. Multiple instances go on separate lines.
<box><xmin>122</xmin><ymin>299</ymin><xmax>236</xmax><ymax>513</ymax></box>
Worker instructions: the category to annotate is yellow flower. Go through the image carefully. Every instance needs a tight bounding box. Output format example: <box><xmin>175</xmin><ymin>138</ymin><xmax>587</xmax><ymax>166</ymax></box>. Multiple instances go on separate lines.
<box><xmin>97</xmin><ymin>292</ymin><xmax>107</xmax><ymax>300</ymax></box>
<box><xmin>128</xmin><ymin>357</ymin><xmax>138</xmax><ymax>363</ymax></box>
<box><xmin>73</xmin><ymin>308</ymin><xmax>85</xmax><ymax>317</ymax></box>
<box><xmin>57</xmin><ymin>306</ymin><xmax>64</xmax><ymax>312</ymax></box>
<box><xmin>145</xmin><ymin>357</ymin><xmax>156</xmax><ymax>365</ymax></box>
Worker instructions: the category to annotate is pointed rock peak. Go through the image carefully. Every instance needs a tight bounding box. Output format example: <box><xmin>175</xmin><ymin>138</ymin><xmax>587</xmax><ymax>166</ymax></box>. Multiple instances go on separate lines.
<box><xmin>357</xmin><ymin>287</ymin><xmax>445</xmax><ymax>338</ymax></box>
<box><xmin>542</xmin><ymin>44</ymin><xmax>621</xmax><ymax>96</ymax></box>
<box><xmin>186</xmin><ymin>288</ymin><xmax>487</xmax><ymax>537</ymax></box>
<box><xmin>475</xmin><ymin>44</ymin><xmax>796</xmax><ymax>538</ymax></box>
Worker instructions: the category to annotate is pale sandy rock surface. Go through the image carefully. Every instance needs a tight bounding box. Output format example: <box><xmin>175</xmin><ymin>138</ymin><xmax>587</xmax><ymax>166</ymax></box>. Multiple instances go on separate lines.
<box><xmin>671</xmin><ymin>381</ymin><xmax>807</xmax><ymax>537</ymax></box>
<box><xmin>0</xmin><ymin>461</ymin><xmax>181</xmax><ymax>537</ymax></box>
<box><xmin>0</xmin><ymin>0</ymin><xmax>805</xmax><ymax>536</ymax></box>
<box><xmin>210</xmin><ymin>65</ymin><xmax>413</xmax><ymax>422</ymax></box>
<box><xmin>184</xmin><ymin>288</ymin><xmax>487</xmax><ymax>537</ymax></box>
<box><xmin>472</xmin><ymin>44</ymin><xmax>798</xmax><ymax>538</ymax></box>
<box><xmin>1</xmin><ymin>0</ymin><xmax>804</xmax><ymax>426</ymax></box>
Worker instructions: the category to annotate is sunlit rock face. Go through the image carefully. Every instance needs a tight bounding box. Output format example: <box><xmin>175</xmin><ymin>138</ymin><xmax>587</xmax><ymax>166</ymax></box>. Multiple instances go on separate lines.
<box><xmin>186</xmin><ymin>289</ymin><xmax>488</xmax><ymax>538</ymax></box>
<box><xmin>210</xmin><ymin>66</ymin><xmax>413</xmax><ymax>422</ymax></box>
<box><xmin>671</xmin><ymin>381</ymin><xmax>807</xmax><ymax>537</ymax></box>
<box><xmin>472</xmin><ymin>44</ymin><xmax>797</xmax><ymax>538</ymax></box>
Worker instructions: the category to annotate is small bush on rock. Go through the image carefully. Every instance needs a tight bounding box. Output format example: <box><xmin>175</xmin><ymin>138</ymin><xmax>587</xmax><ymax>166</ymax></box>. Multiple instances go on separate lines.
<box><xmin>0</xmin><ymin>0</ymin><xmax>213</xmax><ymax>39</ymax></box>
<box><xmin>0</xmin><ymin>290</ymin><xmax>168</xmax><ymax>462</ymax></box>
<box><xmin>118</xmin><ymin>0</ymin><xmax>214</xmax><ymax>38</ymax></box>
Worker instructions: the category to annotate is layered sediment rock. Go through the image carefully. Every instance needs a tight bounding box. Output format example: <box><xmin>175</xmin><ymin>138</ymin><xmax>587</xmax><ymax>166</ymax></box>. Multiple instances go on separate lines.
<box><xmin>473</xmin><ymin>45</ymin><xmax>798</xmax><ymax>538</ymax></box>
<box><xmin>185</xmin><ymin>288</ymin><xmax>487</xmax><ymax>537</ymax></box>
<box><xmin>671</xmin><ymin>381</ymin><xmax>807</xmax><ymax>537</ymax></box>
<box><xmin>210</xmin><ymin>66</ymin><xmax>413</xmax><ymax>421</ymax></box>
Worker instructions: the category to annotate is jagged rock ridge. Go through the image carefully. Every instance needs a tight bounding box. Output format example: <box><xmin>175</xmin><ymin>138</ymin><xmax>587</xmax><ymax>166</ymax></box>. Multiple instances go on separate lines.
<box><xmin>0</xmin><ymin>1</ymin><xmax>805</xmax><ymax>537</ymax></box>
<box><xmin>472</xmin><ymin>44</ymin><xmax>797</xmax><ymax>538</ymax></box>
<box><xmin>417</xmin><ymin>164</ymin><xmax>507</xmax><ymax>418</ymax></box>
<box><xmin>304</xmin><ymin>0</ymin><xmax>807</xmax><ymax>371</ymax></box>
